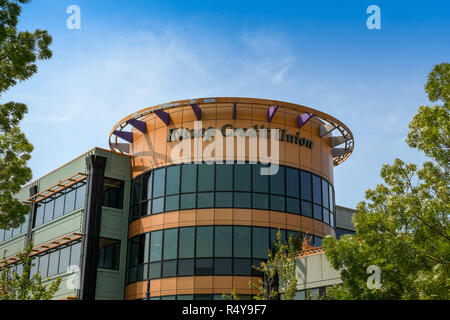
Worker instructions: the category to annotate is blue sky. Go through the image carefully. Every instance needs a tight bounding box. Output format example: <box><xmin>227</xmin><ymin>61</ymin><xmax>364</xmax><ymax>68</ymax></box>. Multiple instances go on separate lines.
<box><xmin>4</xmin><ymin>0</ymin><xmax>449</xmax><ymax>208</ymax></box>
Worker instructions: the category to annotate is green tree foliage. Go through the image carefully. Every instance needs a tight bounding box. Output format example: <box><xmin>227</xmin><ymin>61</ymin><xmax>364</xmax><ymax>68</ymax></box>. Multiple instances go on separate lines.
<box><xmin>249</xmin><ymin>230</ymin><xmax>298</xmax><ymax>300</ymax></box>
<box><xmin>0</xmin><ymin>0</ymin><xmax>52</xmax><ymax>229</ymax></box>
<box><xmin>323</xmin><ymin>62</ymin><xmax>450</xmax><ymax>300</ymax></box>
<box><xmin>0</xmin><ymin>241</ymin><xmax>61</xmax><ymax>300</ymax></box>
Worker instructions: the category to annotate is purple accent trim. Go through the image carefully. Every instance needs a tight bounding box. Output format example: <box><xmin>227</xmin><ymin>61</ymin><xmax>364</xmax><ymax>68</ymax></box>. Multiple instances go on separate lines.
<box><xmin>232</xmin><ymin>103</ymin><xmax>237</xmax><ymax>119</ymax></box>
<box><xmin>153</xmin><ymin>109</ymin><xmax>171</xmax><ymax>126</ymax></box>
<box><xmin>298</xmin><ymin>113</ymin><xmax>314</xmax><ymax>129</ymax></box>
<box><xmin>191</xmin><ymin>104</ymin><xmax>201</xmax><ymax>120</ymax></box>
<box><xmin>268</xmin><ymin>105</ymin><xmax>278</xmax><ymax>122</ymax></box>
<box><xmin>128</xmin><ymin>118</ymin><xmax>148</xmax><ymax>133</ymax></box>
<box><xmin>113</xmin><ymin>130</ymin><xmax>134</xmax><ymax>143</ymax></box>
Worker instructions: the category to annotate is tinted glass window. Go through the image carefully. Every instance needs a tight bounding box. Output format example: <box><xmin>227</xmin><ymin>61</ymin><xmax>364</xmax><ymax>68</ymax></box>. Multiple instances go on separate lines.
<box><xmin>196</xmin><ymin>227</ymin><xmax>213</xmax><ymax>257</ymax></box>
<box><xmin>48</xmin><ymin>250</ymin><xmax>60</xmax><ymax>277</ymax></box>
<box><xmin>286</xmin><ymin>167</ymin><xmax>299</xmax><ymax>198</ymax></box>
<box><xmin>198</xmin><ymin>164</ymin><xmax>214</xmax><ymax>192</ymax></box>
<box><xmin>54</xmin><ymin>195</ymin><xmax>65</xmax><ymax>219</ymax></box>
<box><xmin>215</xmin><ymin>192</ymin><xmax>232</xmax><ymax>207</ymax></box>
<box><xmin>270</xmin><ymin>166</ymin><xmax>285</xmax><ymax>195</ymax></box>
<box><xmin>195</xmin><ymin>258</ymin><xmax>213</xmax><ymax>275</ymax></box>
<box><xmin>75</xmin><ymin>184</ymin><xmax>86</xmax><ymax>209</ymax></box>
<box><xmin>34</xmin><ymin>203</ymin><xmax>45</xmax><ymax>227</ymax></box>
<box><xmin>165</xmin><ymin>195</ymin><xmax>179</xmax><ymax>211</ymax></box>
<box><xmin>179</xmin><ymin>227</ymin><xmax>195</xmax><ymax>258</ymax></box>
<box><xmin>180</xmin><ymin>193</ymin><xmax>196</xmax><ymax>209</ymax></box>
<box><xmin>234</xmin><ymin>259</ymin><xmax>251</xmax><ymax>275</ymax></box>
<box><xmin>149</xmin><ymin>262</ymin><xmax>161</xmax><ymax>279</ymax></box>
<box><xmin>163</xmin><ymin>229</ymin><xmax>178</xmax><ymax>260</ymax></box>
<box><xmin>166</xmin><ymin>166</ymin><xmax>180</xmax><ymax>195</ymax></box>
<box><xmin>152</xmin><ymin>197</ymin><xmax>164</xmax><ymax>214</ymax></box>
<box><xmin>215</xmin><ymin>226</ymin><xmax>232</xmax><ymax>257</ymax></box>
<box><xmin>312</xmin><ymin>175</ymin><xmax>322</xmax><ymax>205</ymax></box>
<box><xmin>178</xmin><ymin>259</ymin><xmax>194</xmax><ymax>276</ymax></box>
<box><xmin>234</xmin><ymin>192</ymin><xmax>251</xmax><ymax>208</ymax></box>
<box><xmin>143</xmin><ymin>172</ymin><xmax>152</xmax><ymax>201</ymax></box>
<box><xmin>252</xmin><ymin>164</ymin><xmax>269</xmax><ymax>193</ymax></box>
<box><xmin>70</xmin><ymin>242</ymin><xmax>81</xmax><ymax>266</ymax></box>
<box><xmin>197</xmin><ymin>192</ymin><xmax>214</xmax><ymax>208</ymax></box>
<box><xmin>38</xmin><ymin>254</ymin><xmax>49</xmax><ymax>277</ymax></box>
<box><xmin>162</xmin><ymin>260</ymin><xmax>177</xmax><ymax>277</ymax></box>
<box><xmin>314</xmin><ymin>204</ymin><xmax>323</xmax><ymax>221</ymax></box>
<box><xmin>43</xmin><ymin>201</ymin><xmax>54</xmax><ymax>224</ymax></box>
<box><xmin>301</xmin><ymin>201</ymin><xmax>312</xmax><ymax>217</ymax></box>
<box><xmin>215</xmin><ymin>164</ymin><xmax>233</xmax><ymax>191</ymax></box>
<box><xmin>132</xmin><ymin>175</ymin><xmax>142</xmax><ymax>205</ymax></box>
<box><xmin>150</xmin><ymin>231</ymin><xmax>163</xmax><ymax>262</ymax></box>
<box><xmin>181</xmin><ymin>164</ymin><xmax>197</xmax><ymax>193</ymax></box>
<box><xmin>214</xmin><ymin>258</ymin><xmax>232</xmax><ymax>275</ymax></box>
<box><xmin>270</xmin><ymin>195</ymin><xmax>285</xmax><ymax>212</ymax></box>
<box><xmin>58</xmin><ymin>246</ymin><xmax>71</xmax><ymax>274</ymax></box>
<box><xmin>253</xmin><ymin>227</ymin><xmax>269</xmax><ymax>259</ymax></box>
<box><xmin>234</xmin><ymin>164</ymin><xmax>251</xmax><ymax>192</ymax></box>
<box><xmin>253</xmin><ymin>193</ymin><xmax>268</xmax><ymax>209</ymax></box>
<box><xmin>234</xmin><ymin>226</ymin><xmax>251</xmax><ymax>258</ymax></box>
<box><xmin>300</xmin><ymin>171</ymin><xmax>312</xmax><ymax>201</ymax></box>
<box><xmin>286</xmin><ymin>198</ymin><xmax>300</xmax><ymax>214</ymax></box>
<box><xmin>153</xmin><ymin>168</ymin><xmax>165</xmax><ymax>198</ymax></box>
<box><xmin>322</xmin><ymin>180</ymin><xmax>329</xmax><ymax>209</ymax></box>
<box><xmin>64</xmin><ymin>189</ymin><xmax>76</xmax><ymax>214</ymax></box>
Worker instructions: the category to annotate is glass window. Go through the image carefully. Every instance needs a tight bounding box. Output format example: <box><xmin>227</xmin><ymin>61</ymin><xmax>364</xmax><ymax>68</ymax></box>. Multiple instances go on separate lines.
<box><xmin>64</xmin><ymin>189</ymin><xmax>76</xmax><ymax>214</ymax></box>
<box><xmin>234</xmin><ymin>259</ymin><xmax>251</xmax><ymax>276</ymax></box>
<box><xmin>30</xmin><ymin>257</ymin><xmax>38</xmax><ymax>277</ymax></box>
<box><xmin>142</xmin><ymin>172</ymin><xmax>152</xmax><ymax>201</ymax></box>
<box><xmin>322</xmin><ymin>180</ymin><xmax>329</xmax><ymax>209</ymax></box>
<box><xmin>195</xmin><ymin>258</ymin><xmax>213</xmax><ymax>276</ymax></box>
<box><xmin>215</xmin><ymin>164</ymin><xmax>233</xmax><ymax>191</ymax></box>
<box><xmin>252</xmin><ymin>164</ymin><xmax>269</xmax><ymax>193</ymax></box>
<box><xmin>48</xmin><ymin>250</ymin><xmax>60</xmax><ymax>277</ymax></box>
<box><xmin>58</xmin><ymin>246</ymin><xmax>71</xmax><ymax>274</ymax></box>
<box><xmin>234</xmin><ymin>164</ymin><xmax>251</xmax><ymax>192</ymax></box>
<box><xmin>197</xmin><ymin>192</ymin><xmax>214</xmax><ymax>208</ymax></box>
<box><xmin>166</xmin><ymin>166</ymin><xmax>180</xmax><ymax>195</ymax></box>
<box><xmin>234</xmin><ymin>226</ymin><xmax>251</xmax><ymax>258</ymax></box>
<box><xmin>103</xmin><ymin>179</ymin><xmax>124</xmax><ymax>209</ymax></box>
<box><xmin>270</xmin><ymin>166</ymin><xmax>285</xmax><ymax>195</ymax></box>
<box><xmin>75</xmin><ymin>184</ymin><xmax>86</xmax><ymax>209</ymax></box>
<box><xmin>38</xmin><ymin>254</ymin><xmax>49</xmax><ymax>277</ymax></box>
<box><xmin>43</xmin><ymin>201</ymin><xmax>54</xmax><ymax>224</ymax></box>
<box><xmin>300</xmin><ymin>171</ymin><xmax>312</xmax><ymax>201</ymax></box>
<box><xmin>253</xmin><ymin>227</ymin><xmax>269</xmax><ymax>259</ymax></box>
<box><xmin>214</xmin><ymin>258</ymin><xmax>232</xmax><ymax>275</ymax></box>
<box><xmin>180</xmin><ymin>193</ymin><xmax>196</xmax><ymax>210</ymax></box>
<box><xmin>270</xmin><ymin>195</ymin><xmax>285</xmax><ymax>212</ymax></box>
<box><xmin>312</xmin><ymin>175</ymin><xmax>322</xmax><ymax>205</ymax></box>
<box><xmin>181</xmin><ymin>164</ymin><xmax>197</xmax><ymax>193</ymax></box>
<box><xmin>163</xmin><ymin>229</ymin><xmax>178</xmax><ymax>260</ymax></box>
<box><xmin>0</xmin><ymin>229</ymin><xmax>4</xmax><ymax>242</ymax></box>
<box><xmin>179</xmin><ymin>227</ymin><xmax>195</xmax><ymax>259</ymax></box>
<box><xmin>330</xmin><ymin>212</ymin><xmax>335</xmax><ymax>228</ymax></box>
<box><xmin>196</xmin><ymin>227</ymin><xmax>213</xmax><ymax>257</ymax></box>
<box><xmin>178</xmin><ymin>259</ymin><xmax>194</xmax><ymax>276</ymax></box>
<box><xmin>215</xmin><ymin>226</ymin><xmax>232</xmax><ymax>257</ymax></box>
<box><xmin>215</xmin><ymin>192</ymin><xmax>232</xmax><ymax>207</ymax></box>
<box><xmin>270</xmin><ymin>228</ymin><xmax>286</xmax><ymax>248</ymax></box>
<box><xmin>198</xmin><ymin>163</ymin><xmax>214</xmax><ymax>192</ymax></box>
<box><xmin>70</xmin><ymin>242</ymin><xmax>81</xmax><ymax>266</ymax></box>
<box><xmin>301</xmin><ymin>201</ymin><xmax>313</xmax><ymax>217</ymax></box>
<box><xmin>152</xmin><ymin>197</ymin><xmax>164</xmax><ymax>214</ymax></box>
<box><xmin>178</xmin><ymin>294</ymin><xmax>194</xmax><ymax>300</ymax></box>
<box><xmin>153</xmin><ymin>168</ymin><xmax>165</xmax><ymax>198</ymax></box>
<box><xmin>132</xmin><ymin>175</ymin><xmax>142</xmax><ymax>205</ymax></box>
<box><xmin>314</xmin><ymin>204</ymin><xmax>323</xmax><ymax>221</ymax></box>
<box><xmin>323</xmin><ymin>209</ymin><xmax>330</xmax><ymax>225</ymax></box>
<box><xmin>314</xmin><ymin>236</ymin><xmax>323</xmax><ymax>247</ymax></box>
<box><xmin>286</xmin><ymin>198</ymin><xmax>300</xmax><ymax>214</ymax></box>
<box><xmin>54</xmin><ymin>195</ymin><xmax>65</xmax><ymax>219</ymax></box>
<box><xmin>150</xmin><ymin>231</ymin><xmax>163</xmax><ymax>262</ymax></box>
<box><xmin>165</xmin><ymin>195</ymin><xmax>179</xmax><ymax>211</ymax></box>
<box><xmin>286</xmin><ymin>167</ymin><xmax>299</xmax><ymax>198</ymax></box>
<box><xmin>234</xmin><ymin>192</ymin><xmax>251</xmax><ymax>208</ymax></box>
<box><xmin>252</xmin><ymin>193</ymin><xmax>268</xmax><ymax>210</ymax></box>
<box><xmin>329</xmin><ymin>184</ymin><xmax>334</xmax><ymax>212</ymax></box>
<box><xmin>149</xmin><ymin>262</ymin><xmax>161</xmax><ymax>279</ymax></box>
<box><xmin>162</xmin><ymin>260</ymin><xmax>177</xmax><ymax>277</ymax></box>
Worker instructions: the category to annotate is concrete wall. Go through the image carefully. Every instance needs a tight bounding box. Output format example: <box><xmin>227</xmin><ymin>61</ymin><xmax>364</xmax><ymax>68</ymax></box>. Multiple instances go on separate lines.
<box><xmin>295</xmin><ymin>253</ymin><xmax>342</xmax><ymax>291</ymax></box>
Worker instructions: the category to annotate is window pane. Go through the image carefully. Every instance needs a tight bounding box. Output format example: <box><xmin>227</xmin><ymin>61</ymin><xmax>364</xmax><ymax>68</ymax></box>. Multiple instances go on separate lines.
<box><xmin>286</xmin><ymin>167</ymin><xmax>299</xmax><ymax>198</ymax></box>
<box><xmin>330</xmin><ymin>212</ymin><xmax>335</xmax><ymax>228</ymax></box>
<box><xmin>234</xmin><ymin>164</ymin><xmax>251</xmax><ymax>192</ymax></box>
<box><xmin>322</xmin><ymin>180</ymin><xmax>329</xmax><ymax>209</ymax></box>
<box><xmin>253</xmin><ymin>227</ymin><xmax>269</xmax><ymax>259</ymax></box>
<box><xmin>252</xmin><ymin>193</ymin><xmax>268</xmax><ymax>210</ymax></box>
<box><xmin>312</xmin><ymin>175</ymin><xmax>322</xmax><ymax>205</ymax></box>
<box><xmin>178</xmin><ymin>259</ymin><xmax>194</xmax><ymax>276</ymax></box>
<box><xmin>215</xmin><ymin>164</ymin><xmax>233</xmax><ymax>191</ymax></box>
<box><xmin>165</xmin><ymin>195</ymin><xmax>179</xmax><ymax>211</ymax></box>
<box><xmin>103</xmin><ymin>179</ymin><xmax>124</xmax><ymax>209</ymax></box>
<box><xmin>54</xmin><ymin>195</ymin><xmax>65</xmax><ymax>219</ymax></box>
<box><xmin>314</xmin><ymin>236</ymin><xmax>323</xmax><ymax>247</ymax></box>
<box><xmin>162</xmin><ymin>260</ymin><xmax>177</xmax><ymax>277</ymax></box>
<box><xmin>30</xmin><ymin>257</ymin><xmax>38</xmax><ymax>277</ymax></box>
<box><xmin>252</xmin><ymin>164</ymin><xmax>268</xmax><ymax>193</ymax></box>
<box><xmin>166</xmin><ymin>166</ymin><xmax>180</xmax><ymax>195</ymax></box>
<box><xmin>38</xmin><ymin>254</ymin><xmax>49</xmax><ymax>277</ymax></box>
<box><xmin>132</xmin><ymin>175</ymin><xmax>142</xmax><ymax>205</ymax></box>
<box><xmin>329</xmin><ymin>184</ymin><xmax>334</xmax><ymax>212</ymax></box>
<box><xmin>58</xmin><ymin>246</ymin><xmax>71</xmax><ymax>274</ymax></box>
<box><xmin>163</xmin><ymin>229</ymin><xmax>178</xmax><ymax>260</ymax></box>
<box><xmin>214</xmin><ymin>258</ymin><xmax>232</xmax><ymax>275</ymax></box>
<box><xmin>196</xmin><ymin>227</ymin><xmax>213</xmax><ymax>257</ymax></box>
<box><xmin>215</xmin><ymin>226</ymin><xmax>232</xmax><ymax>257</ymax></box>
<box><xmin>215</xmin><ymin>192</ymin><xmax>232</xmax><ymax>207</ymax></box>
<box><xmin>314</xmin><ymin>204</ymin><xmax>322</xmax><ymax>221</ymax></box>
<box><xmin>301</xmin><ymin>201</ymin><xmax>313</xmax><ymax>217</ymax></box>
<box><xmin>197</xmin><ymin>192</ymin><xmax>214</xmax><ymax>208</ymax></box>
<box><xmin>150</xmin><ymin>231</ymin><xmax>162</xmax><ymax>262</ymax></box>
<box><xmin>48</xmin><ymin>250</ymin><xmax>60</xmax><ymax>277</ymax></box>
<box><xmin>233</xmin><ymin>259</ymin><xmax>251</xmax><ymax>275</ymax></box>
<box><xmin>323</xmin><ymin>208</ymin><xmax>330</xmax><ymax>225</ymax></box>
<box><xmin>64</xmin><ymin>189</ymin><xmax>76</xmax><ymax>214</ymax></box>
<box><xmin>234</xmin><ymin>226</ymin><xmax>251</xmax><ymax>258</ymax></box>
<box><xmin>0</xmin><ymin>229</ymin><xmax>4</xmax><ymax>242</ymax></box>
<box><xmin>43</xmin><ymin>201</ymin><xmax>54</xmax><ymax>224</ymax></box>
<box><xmin>34</xmin><ymin>203</ymin><xmax>45</xmax><ymax>228</ymax></box>
<box><xmin>75</xmin><ymin>184</ymin><xmax>86</xmax><ymax>209</ymax></box>
<box><xmin>300</xmin><ymin>171</ymin><xmax>312</xmax><ymax>201</ymax></box>
<box><xmin>270</xmin><ymin>195</ymin><xmax>285</xmax><ymax>212</ymax></box>
<box><xmin>180</xmin><ymin>193</ymin><xmax>196</xmax><ymax>210</ymax></box>
<box><xmin>149</xmin><ymin>262</ymin><xmax>161</xmax><ymax>279</ymax></box>
<box><xmin>234</xmin><ymin>192</ymin><xmax>251</xmax><ymax>208</ymax></box>
<box><xmin>153</xmin><ymin>168</ymin><xmax>165</xmax><ymax>198</ymax></box>
<box><xmin>195</xmin><ymin>258</ymin><xmax>213</xmax><ymax>275</ymax></box>
<box><xmin>179</xmin><ymin>227</ymin><xmax>195</xmax><ymax>258</ymax></box>
<box><xmin>286</xmin><ymin>198</ymin><xmax>300</xmax><ymax>214</ymax></box>
<box><xmin>104</xmin><ymin>245</ymin><xmax>114</xmax><ymax>269</ymax></box>
<box><xmin>152</xmin><ymin>197</ymin><xmax>164</xmax><ymax>214</ymax></box>
<box><xmin>143</xmin><ymin>172</ymin><xmax>152</xmax><ymax>201</ymax></box>
<box><xmin>181</xmin><ymin>164</ymin><xmax>197</xmax><ymax>193</ymax></box>
<box><xmin>198</xmin><ymin>163</ymin><xmax>214</xmax><ymax>192</ymax></box>
<box><xmin>70</xmin><ymin>242</ymin><xmax>81</xmax><ymax>267</ymax></box>
<box><xmin>270</xmin><ymin>166</ymin><xmax>285</xmax><ymax>195</ymax></box>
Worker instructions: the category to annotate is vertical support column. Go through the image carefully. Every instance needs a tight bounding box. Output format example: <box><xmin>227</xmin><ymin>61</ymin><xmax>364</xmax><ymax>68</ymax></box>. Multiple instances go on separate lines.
<box><xmin>26</xmin><ymin>185</ymin><xmax>38</xmax><ymax>243</ymax></box>
<box><xmin>78</xmin><ymin>155</ymin><xmax>107</xmax><ymax>300</ymax></box>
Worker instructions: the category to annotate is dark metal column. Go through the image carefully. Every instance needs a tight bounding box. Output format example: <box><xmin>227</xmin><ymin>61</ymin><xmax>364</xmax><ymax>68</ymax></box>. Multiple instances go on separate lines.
<box><xmin>26</xmin><ymin>185</ymin><xmax>39</xmax><ymax>243</ymax></box>
<box><xmin>78</xmin><ymin>155</ymin><xmax>107</xmax><ymax>300</ymax></box>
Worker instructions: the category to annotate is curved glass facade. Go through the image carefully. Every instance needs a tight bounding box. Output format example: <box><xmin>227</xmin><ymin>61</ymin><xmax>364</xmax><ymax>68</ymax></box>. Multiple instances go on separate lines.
<box><xmin>126</xmin><ymin>226</ymin><xmax>323</xmax><ymax>285</ymax></box>
<box><xmin>130</xmin><ymin>163</ymin><xmax>336</xmax><ymax>227</ymax></box>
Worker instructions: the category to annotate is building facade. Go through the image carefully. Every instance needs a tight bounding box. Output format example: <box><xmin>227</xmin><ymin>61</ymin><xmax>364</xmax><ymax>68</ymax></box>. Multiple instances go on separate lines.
<box><xmin>0</xmin><ymin>97</ymin><xmax>354</xmax><ymax>300</ymax></box>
